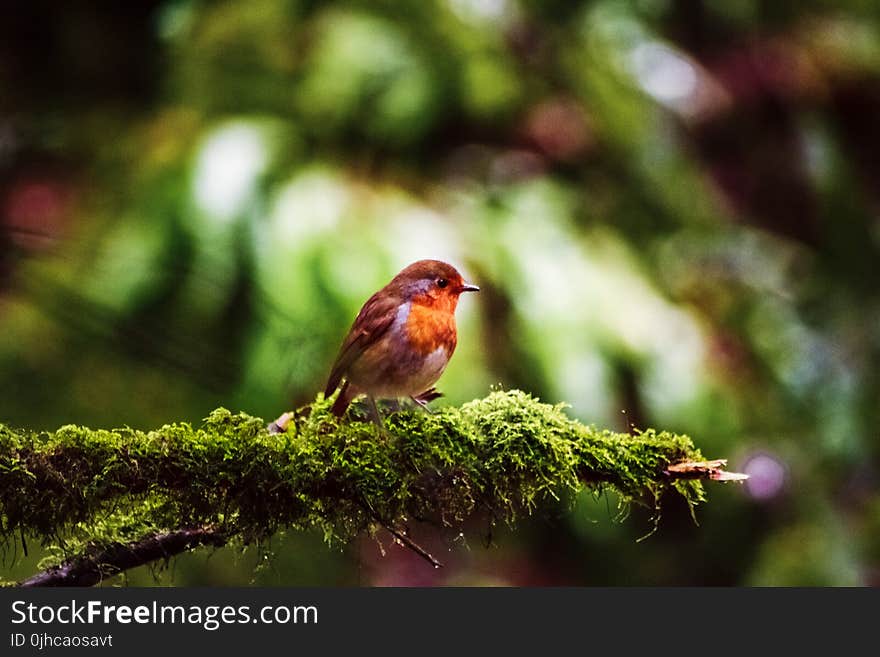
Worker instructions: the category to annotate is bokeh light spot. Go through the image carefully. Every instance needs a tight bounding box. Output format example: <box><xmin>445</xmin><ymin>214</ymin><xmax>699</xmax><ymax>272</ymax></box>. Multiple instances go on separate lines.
<box><xmin>742</xmin><ymin>452</ymin><xmax>787</xmax><ymax>501</ymax></box>
<box><xmin>193</xmin><ymin>122</ymin><xmax>270</xmax><ymax>222</ymax></box>
<box><xmin>630</xmin><ymin>42</ymin><xmax>698</xmax><ymax>104</ymax></box>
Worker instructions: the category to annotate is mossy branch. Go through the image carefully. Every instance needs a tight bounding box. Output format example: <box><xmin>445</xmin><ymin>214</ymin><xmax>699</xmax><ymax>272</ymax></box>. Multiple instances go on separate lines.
<box><xmin>0</xmin><ymin>390</ymin><xmax>743</xmax><ymax>586</ymax></box>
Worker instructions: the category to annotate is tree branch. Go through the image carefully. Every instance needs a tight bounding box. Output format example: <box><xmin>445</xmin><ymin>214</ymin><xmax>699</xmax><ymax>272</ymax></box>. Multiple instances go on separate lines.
<box><xmin>0</xmin><ymin>390</ymin><xmax>745</xmax><ymax>585</ymax></box>
<box><xmin>19</xmin><ymin>527</ymin><xmax>227</xmax><ymax>587</ymax></box>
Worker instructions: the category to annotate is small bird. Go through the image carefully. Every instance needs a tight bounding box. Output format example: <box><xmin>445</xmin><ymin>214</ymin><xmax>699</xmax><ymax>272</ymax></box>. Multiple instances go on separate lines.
<box><xmin>324</xmin><ymin>259</ymin><xmax>479</xmax><ymax>421</ymax></box>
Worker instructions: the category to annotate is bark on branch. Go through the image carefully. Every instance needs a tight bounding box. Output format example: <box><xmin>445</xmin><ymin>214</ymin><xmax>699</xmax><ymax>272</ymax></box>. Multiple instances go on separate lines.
<box><xmin>19</xmin><ymin>528</ymin><xmax>227</xmax><ymax>587</ymax></box>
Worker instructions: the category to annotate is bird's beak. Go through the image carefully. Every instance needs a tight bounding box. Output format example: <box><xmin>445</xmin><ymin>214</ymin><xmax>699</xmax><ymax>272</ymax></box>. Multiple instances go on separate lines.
<box><xmin>461</xmin><ymin>283</ymin><xmax>480</xmax><ymax>293</ymax></box>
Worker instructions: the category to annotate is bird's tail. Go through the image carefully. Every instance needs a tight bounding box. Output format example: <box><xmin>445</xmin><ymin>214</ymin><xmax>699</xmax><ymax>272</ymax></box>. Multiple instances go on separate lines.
<box><xmin>330</xmin><ymin>380</ymin><xmax>356</xmax><ymax>417</ymax></box>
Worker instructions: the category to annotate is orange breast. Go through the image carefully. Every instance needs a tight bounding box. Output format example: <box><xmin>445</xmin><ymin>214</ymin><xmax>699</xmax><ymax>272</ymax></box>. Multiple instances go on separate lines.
<box><xmin>405</xmin><ymin>300</ymin><xmax>458</xmax><ymax>356</ymax></box>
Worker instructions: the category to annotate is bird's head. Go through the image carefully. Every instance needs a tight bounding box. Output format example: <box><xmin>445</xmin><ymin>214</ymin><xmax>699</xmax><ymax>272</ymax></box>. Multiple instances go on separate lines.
<box><xmin>390</xmin><ymin>259</ymin><xmax>479</xmax><ymax>309</ymax></box>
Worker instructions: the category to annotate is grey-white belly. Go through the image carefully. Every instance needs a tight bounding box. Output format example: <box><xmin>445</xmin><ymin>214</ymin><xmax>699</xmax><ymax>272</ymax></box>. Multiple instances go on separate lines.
<box><xmin>349</xmin><ymin>343</ymin><xmax>450</xmax><ymax>398</ymax></box>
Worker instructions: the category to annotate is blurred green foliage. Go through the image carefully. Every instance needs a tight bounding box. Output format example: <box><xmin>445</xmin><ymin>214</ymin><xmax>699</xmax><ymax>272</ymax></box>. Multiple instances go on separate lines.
<box><xmin>1</xmin><ymin>0</ymin><xmax>879</xmax><ymax>585</ymax></box>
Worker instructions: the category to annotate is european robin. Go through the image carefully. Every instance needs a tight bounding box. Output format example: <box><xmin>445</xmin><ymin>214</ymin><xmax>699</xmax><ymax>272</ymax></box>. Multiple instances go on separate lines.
<box><xmin>324</xmin><ymin>259</ymin><xmax>479</xmax><ymax>420</ymax></box>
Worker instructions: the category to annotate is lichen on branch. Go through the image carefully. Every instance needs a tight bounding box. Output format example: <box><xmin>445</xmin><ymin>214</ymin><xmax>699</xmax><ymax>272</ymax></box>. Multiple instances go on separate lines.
<box><xmin>0</xmin><ymin>389</ymin><xmax>735</xmax><ymax>584</ymax></box>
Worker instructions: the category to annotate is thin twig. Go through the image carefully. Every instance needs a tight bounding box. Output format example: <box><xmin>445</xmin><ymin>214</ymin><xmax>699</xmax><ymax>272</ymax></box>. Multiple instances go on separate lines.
<box><xmin>380</xmin><ymin>521</ymin><xmax>443</xmax><ymax>569</ymax></box>
<box><xmin>664</xmin><ymin>459</ymin><xmax>749</xmax><ymax>481</ymax></box>
<box><xmin>267</xmin><ymin>412</ymin><xmax>294</xmax><ymax>434</ymax></box>
<box><xmin>359</xmin><ymin>500</ymin><xmax>443</xmax><ymax>569</ymax></box>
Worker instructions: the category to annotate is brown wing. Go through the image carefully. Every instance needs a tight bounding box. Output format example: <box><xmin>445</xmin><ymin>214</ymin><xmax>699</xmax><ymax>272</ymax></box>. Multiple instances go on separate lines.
<box><xmin>324</xmin><ymin>289</ymin><xmax>400</xmax><ymax>397</ymax></box>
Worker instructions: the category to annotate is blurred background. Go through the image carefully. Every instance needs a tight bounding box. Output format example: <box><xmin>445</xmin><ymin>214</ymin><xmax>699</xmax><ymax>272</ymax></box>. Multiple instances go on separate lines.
<box><xmin>2</xmin><ymin>0</ymin><xmax>879</xmax><ymax>586</ymax></box>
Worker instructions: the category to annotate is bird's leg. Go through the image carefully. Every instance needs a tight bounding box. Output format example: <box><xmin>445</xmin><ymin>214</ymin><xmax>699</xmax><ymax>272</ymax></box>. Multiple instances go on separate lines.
<box><xmin>366</xmin><ymin>395</ymin><xmax>388</xmax><ymax>435</ymax></box>
<box><xmin>410</xmin><ymin>396</ymin><xmax>433</xmax><ymax>414</ymax></box>
<box><xmin>411</xmin><ymin>387</ymin><xmax>443</xmax><ymax>414</ymax></box>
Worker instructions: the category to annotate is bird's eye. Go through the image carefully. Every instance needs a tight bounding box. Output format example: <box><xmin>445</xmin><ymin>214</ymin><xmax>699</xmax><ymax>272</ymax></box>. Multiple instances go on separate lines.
<box><xmin>437</xmin><ymin>278</ymin><xmax>449</xmax><ymax>289</ymax></box>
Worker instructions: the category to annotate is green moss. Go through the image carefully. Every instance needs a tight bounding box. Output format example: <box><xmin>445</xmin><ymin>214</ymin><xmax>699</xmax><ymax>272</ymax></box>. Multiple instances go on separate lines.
<box><xmin>0</xmin><ymin>390</ymin><xmax>708</xmax><ymax>570</ymax></box>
